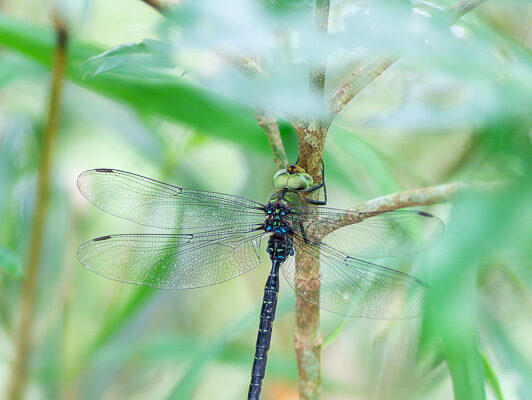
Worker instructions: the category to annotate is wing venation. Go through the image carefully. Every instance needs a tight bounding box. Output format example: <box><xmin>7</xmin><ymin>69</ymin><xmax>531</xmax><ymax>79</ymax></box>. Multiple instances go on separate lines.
<box><xmin>78</xmin><ymin>227</ymin><xmax>264</xmax><ymax>289</ymax></box>
<box><xmin>77</xmin><ymin>169</ymin><xmax>266</xmax><ymax>229</ymax></box>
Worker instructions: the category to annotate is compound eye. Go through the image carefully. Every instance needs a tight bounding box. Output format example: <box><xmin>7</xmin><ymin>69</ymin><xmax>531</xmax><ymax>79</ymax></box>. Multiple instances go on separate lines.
<box><xmin>286</xmin><ymin>172</ymin><xmax>313</xmax><ymax>191</ymax></box>
<box><xmin>273</xmin><ymin>169</ymin><xmax>290</xmax><ymax>189</ymax></box>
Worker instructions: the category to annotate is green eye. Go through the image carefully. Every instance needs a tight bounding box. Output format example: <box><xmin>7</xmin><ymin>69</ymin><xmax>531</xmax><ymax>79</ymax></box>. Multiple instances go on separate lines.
<box><xmin>273</xmin><ymin>169</ymin><xmax>314</xmax><ymax>191</ymax></box>
<box><xmin>273</xmin><ymin>169</ymin><xmax>290</xmax><ymax>189</ymax></box>
<box><xmin>286</xmin><ymin>173</ymin><xmax>313</xmax><ymax>191</ymax></box>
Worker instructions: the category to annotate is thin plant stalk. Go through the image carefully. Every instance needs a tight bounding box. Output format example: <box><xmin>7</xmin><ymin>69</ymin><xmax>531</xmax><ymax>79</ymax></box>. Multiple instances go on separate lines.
<box><xmin>6</xmin><ymin>21</ymin><xmax>68</xmax><ymax>400</ymax></box>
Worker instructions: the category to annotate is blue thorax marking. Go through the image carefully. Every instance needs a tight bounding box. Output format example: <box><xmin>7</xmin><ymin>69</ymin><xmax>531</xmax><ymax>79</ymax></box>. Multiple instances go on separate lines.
<box><xmin>263</xmin><ymin>201</ymin><xmax>291</xmax><ymax>236</ymax></box>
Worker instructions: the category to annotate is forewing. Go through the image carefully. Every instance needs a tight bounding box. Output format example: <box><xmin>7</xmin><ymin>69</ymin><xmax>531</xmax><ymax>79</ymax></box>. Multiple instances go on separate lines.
<box><xmin>282</xmin><ymin>238</ymin><xmax>426</xmax><ymax>319</ymax></box>
<box><xmin>78</xmin><ymin>227</ymin><xmax>264</xmax><ymax>289</ymax></box>
<box><xmin>292</xmin><ymin>208</ymin><xmax>444</xmax><ymax>258</ymax></box>
<box><xmin>77</xmin><ymin>169</ymin><xmax>265</xmax><ymax>229</ymax></box>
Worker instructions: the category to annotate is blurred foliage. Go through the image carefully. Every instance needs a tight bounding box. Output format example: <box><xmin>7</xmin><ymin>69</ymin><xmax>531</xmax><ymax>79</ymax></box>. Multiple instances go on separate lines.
<box><xmin>0</xmin><ymin>0</ymin><xmax>531</xmax><ymax>400</ymax></box>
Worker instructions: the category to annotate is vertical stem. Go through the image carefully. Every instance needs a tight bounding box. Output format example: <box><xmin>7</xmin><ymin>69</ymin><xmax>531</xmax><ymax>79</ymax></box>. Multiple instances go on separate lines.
<box><xmin>295</xmin><ymin>245</ymin><xmax>324</xmax><ymax>400</ymax></box>
<box><xmin>309</xmin><ymin>0</ymin><xmax>330</xmax><ymax>98</ymax></box>
<box><xmin>297</xmin><ymin>0</ymin><xmax>330</xmax><ymax>178</ymax></box>
<box><xmin>6</xmin><ymin>21</ymin><xmax>67</xmax><ymax>400</ymax></box>
<box><xmin>295</xmin><ymin>2</ymin><xmax>329</xmax><ymax>400</ymax></box>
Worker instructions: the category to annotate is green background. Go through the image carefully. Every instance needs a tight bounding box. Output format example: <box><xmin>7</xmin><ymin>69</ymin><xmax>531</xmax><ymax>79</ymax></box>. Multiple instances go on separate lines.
<box><xmin>0</xmin><ymin>1</ymin><xmax>530</xmax><ymax>399</ymax></box>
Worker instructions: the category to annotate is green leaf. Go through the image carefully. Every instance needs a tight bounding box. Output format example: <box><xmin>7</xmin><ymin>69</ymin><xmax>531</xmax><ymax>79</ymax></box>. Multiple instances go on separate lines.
<box><xmin>430</xmin><ymin>269</ymin><xmax>486</xmax><ymax>400</ymax></box>
<box><xmin>84</xmin><ymin>39</ymin><xmax>176</xmax><ymax>78</ymax></box>
<box><xmin>481</xmin><ymin>352</ymin><xmax>505</xmax><ymax>400</ymax></box>
<box><xmin>322</xmin><ymin>318</ymin><xmax>347</xmax><ymax>348</ymax></box>
<box><xmin>0</xmin><ymin>246</ymin><xmax>22</xmax><ymax>277</ymax></box>
<box><xmin>424</xmin><ymin>181</ymin><xmax>531</xmax><ymax>400</ymax></box>
<box><xmin>482</xmin><ymin>306</ymin><xmax>532</xmax><ymax>400</ymax></box>
<box><xmin>0</xmin><ymin>14</ymin><xmax>297</xmax><ymax>156</ymax></box>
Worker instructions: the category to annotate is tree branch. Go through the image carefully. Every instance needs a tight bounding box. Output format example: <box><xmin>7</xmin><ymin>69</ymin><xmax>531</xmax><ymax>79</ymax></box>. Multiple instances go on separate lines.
<box><xmin>255</xmin><ymin>111</ymin><xmax>288</xmax><ymax>168</ymax></box>
<box><xmin>446</xmin><ymin>0</ymin><xmax>486</xmax><ymax>20</ymax></box>
<box><xmin>222</xmin><ymin>53</ymin><xmax>290</xmax><ymax>170</ymax></box>
<box><xmin>327</xmin><ymin>0</ymin><xmax>488</xmax><ymax>125</ymax></box>
<box><xmin>219</xmin><ymin>51</ymin><xmax>265</xmax><ymax>79</ymax></box>
<box><xmin>137</xmin><ymin>0</ymin><xmax>290</xmax><ymax>172</ymax></box>
<box><xmin>6</xmin><ymin>19</ymin><xmax>67</xmax><ymax>400</ymax></box>
<box><xmin>219</xmin><ymin>52</ymin><xmax>289</xmax><ymax>169</ymax></box>
<box><xmin>139</xmin><ymin>0</ymin><xmax>169</xmax><ymax>11</ymax></box>
<box><xmin>327</xmin><ymin>55</ymin><xmax>398</xmax><ymax>126</ymax></box>
<box><xmin>292</xmin><ymin>0</ymin><xmax>331</xmax><ymax>178</ymax></box>
<box><xmin>314</xmin><ymin>181</ymin><xmax>500</xmax><ymax>239</ymax></box>
<box><xmin>294</xmin><ymin>180</ymin><xmax>499</xmax><ymax>400</ymax></box>
<box><xmin>309</xmin><ymin>0</ymin><xmax>330</xmax><ymax>97</ymax></box>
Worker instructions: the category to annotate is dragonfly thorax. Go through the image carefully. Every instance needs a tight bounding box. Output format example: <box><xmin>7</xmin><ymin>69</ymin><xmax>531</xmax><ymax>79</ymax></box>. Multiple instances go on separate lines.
<box><xmin>263</xmin><ymin>201</ymin><xmax>292</xmax><ymax>234</ymax></box>
<box><xmin>266</xmin><ymin>233</ymin><xmax>294</xmax><ymax>262</ymax></box>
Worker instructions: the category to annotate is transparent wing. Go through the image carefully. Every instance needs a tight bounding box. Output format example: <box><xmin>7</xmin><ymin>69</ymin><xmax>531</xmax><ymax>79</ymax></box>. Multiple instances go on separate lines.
<box><xmin>281</xmin><ymin>237</ymin><xmax>426</xmax><ymax>319</ymax></box>
<box><xmin>77</xmin><ymin>169</ymin><xmax>266</xmax><ymax>229</ymax></box>
<box><xmin>291</xmin><ymin>207</ymin><xmax>444</xmax><ymax>258</ymax></box>
<box><xmin>78</xmin><ymin>227</ymin><xmax>265</xmax><ymax>289</ymax></box>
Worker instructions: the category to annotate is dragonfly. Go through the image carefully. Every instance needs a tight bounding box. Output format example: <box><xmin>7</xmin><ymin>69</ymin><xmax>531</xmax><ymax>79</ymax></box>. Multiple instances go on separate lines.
<box><xmin>77</xmin><ymin>166</ymin><xmax>443</xmax><ymax>400</ymax></box>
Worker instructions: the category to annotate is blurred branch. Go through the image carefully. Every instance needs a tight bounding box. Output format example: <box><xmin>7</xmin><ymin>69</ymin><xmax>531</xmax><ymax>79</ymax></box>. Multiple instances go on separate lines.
<box><xmin>314</xmin><ymin>181</ymin><xmax>501</xmax><ymax>239</ymax></box>
<box><xmin>309</xmin><ymin>0</ymin><xmax>330</xmax><ymax>98</ymax></box>
<box><xmin>446</xmin><ymin>0</ymin><xmax>486</xmax><ymax>20</ymax></box>
<box><xmin>139</xmin><ymin>0</ymin><xmax>169</xmax><ymax>11</ymax></box>
<box><xmin>292</xmin><ymin>0</ymin><xmax>331</xmax><ymax>177</ymax></box>
<box><xmin>289</xmin><ymin>0</ymin><xmax>331</xmax><ymax>179</ymax></box>
<box><xmin>220</xmin><ymin>52</ymin><xmax>289</xmax><ymax>169</ymax></box>
<box><xmin>327</xmin><ymin>55</ymin><xmax>398</xmax><ymax>126</ymax></box>
<box><xmin>138</xmin><ymin>0</ymin><xmax>264</xmax><ymax>80</ymax></box>
<box><xmin>327</xmin><ymin>0</ymin><xmax>488</xmax><ymax>126</ymax></box>
<box><xmin>6</xmin><ymin>19</ymin><xmax>67</xmax><ymax>400</ymax></box>
<box><xmin>136</xmin><ymin>0</ymin><xmax>290</xmax><ymax>169</ymax></box>
<box><xmin>220</xmin><ymin>51</ymin><xmax>265</xmax><ymax>78</ymax></box>
<box><xmin>221</xmin><ymin>53</ymin><xmax>290</xmax><ymax>170</ymax></box>
<box><xmin>255</xmin><ymin>112</ymin><xmax>288</xmax><ymax>168</ymax></box>
<box><xmin>220</xmin><ymin>51</ymin><xmax>294</xmax><ymax>171</ymax></box>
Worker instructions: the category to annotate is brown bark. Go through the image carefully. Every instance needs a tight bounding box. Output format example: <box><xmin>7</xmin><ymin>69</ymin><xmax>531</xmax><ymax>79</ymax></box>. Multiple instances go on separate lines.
<box><xmin>255</xmin><ymin>112</ymin><xmax>288</xmax><ymax>169</ymax></box>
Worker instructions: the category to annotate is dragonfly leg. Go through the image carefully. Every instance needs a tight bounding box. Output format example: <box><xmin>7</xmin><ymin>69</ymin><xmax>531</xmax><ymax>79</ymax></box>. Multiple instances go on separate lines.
<box><xmin>298</xmin><ymin>222</ymin><xmax>310</xmax><ymax>244</ymax></box>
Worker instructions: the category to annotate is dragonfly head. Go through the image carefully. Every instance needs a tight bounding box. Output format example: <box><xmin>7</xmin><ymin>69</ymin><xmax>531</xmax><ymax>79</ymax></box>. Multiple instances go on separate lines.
<box><xmin>273</xmin><ymin>164</ymin><xmax>314</xmax><ymax>191</ymax></box>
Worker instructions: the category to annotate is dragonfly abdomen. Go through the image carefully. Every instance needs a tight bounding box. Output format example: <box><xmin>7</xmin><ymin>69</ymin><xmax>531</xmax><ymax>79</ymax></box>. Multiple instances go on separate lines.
<box><xmin>248</xmin><ymin>259</ymin><xmax>281</xmax><ymax>400</ymax></box>
<box><xmin>249</xmin><ymin>233</ymin><xmax>293</xmax><ymax>399</ymax></box>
